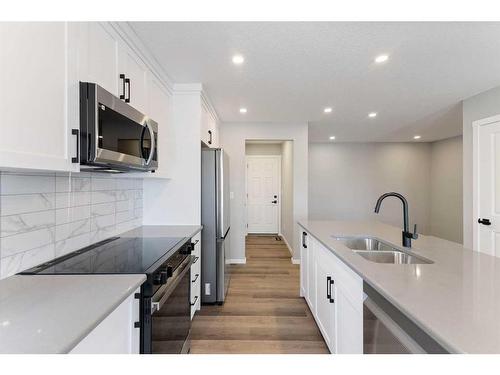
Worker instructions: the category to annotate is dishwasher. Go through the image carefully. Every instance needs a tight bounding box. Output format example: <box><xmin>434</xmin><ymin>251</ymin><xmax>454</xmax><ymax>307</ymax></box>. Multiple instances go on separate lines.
<box><xmin>363</xmin><ymin>282</ymin><xmax>448</xmax><ymax>354</ymax></box>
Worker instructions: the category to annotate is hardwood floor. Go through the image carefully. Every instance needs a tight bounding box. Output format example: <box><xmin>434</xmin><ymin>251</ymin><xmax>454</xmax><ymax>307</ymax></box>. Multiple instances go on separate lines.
<box><xmin>190</xmin><ymin>235</ymin><xmax>329</xmax><ymax>354</ymax></box>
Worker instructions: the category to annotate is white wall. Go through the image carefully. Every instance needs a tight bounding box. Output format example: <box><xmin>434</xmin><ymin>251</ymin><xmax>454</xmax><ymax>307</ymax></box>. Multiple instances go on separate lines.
<box><xmin>281</xmin><ymin>141</ymin><xmax>294</xmax><ymax>253</ymax></box>
<box><xmin>143</xmin><ymin>88</ymin><xmax>202</xmax><ymax>225</ymax></box>
<box><xmin>462</xmin><ymin>86</ymin><xmax>500</xmax><ymax>248</ymax></box>
<box><xmin>430</xmin><ymin>136</ymin><xmax>463</xmax><ymax>243</ymax></box>
<box><xmin>220</xmin><ymin>122</ymin><xmax>308</xmax><ymax>262</ymax></box>
<box><xmin>245</xmin><ymin>143</ymin><xmax>282</xmax><ymax>155</ymax></box>
<box><xmin>308</xmin><ymin>142</ymin><xmax>432</xmax><ymax>234</ymax></box>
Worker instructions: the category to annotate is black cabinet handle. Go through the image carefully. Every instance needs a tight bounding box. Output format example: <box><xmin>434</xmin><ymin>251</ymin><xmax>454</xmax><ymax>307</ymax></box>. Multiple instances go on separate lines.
<box><xmin>71</xmin><ymin>129</ymin><xmax>79</xmax><ymax>163</ymax></box>
<box><xmin>193</xmin><ymin>256</ymin><xmax>199</xmax><ymax>264</ymax></box>
<box><xmin>302</xmin><ymin>232</ymin><xmax>308</xmax><ymax>248</ymax></box>
<box><xmin>192</xmin><ymin>274</ymin><xmax>199</xmax><ymax>283</ymax></box>
<box><xmin>327</xmin><ymin>276</ymin><xmax>334</xmax><ymax>303</ymax></box>
<box><xmin>190</xmin><ymin>296</ymin><xmax>199</xmax><ymax>306</ymax></box>
<box><xmin>478</xmin><ymin>218</ymin><xmax>491</xmax><ymax>226</ymax></box>
<box><xmin>119</xmin><ymin>74</ymin><xmax>126</xmax><ymax>100</ymax></box>
<box><xmin>125</xmin><ymin>78</ymin><xmax>131</xmax><ymax>103</ymax></box>
<box><xmin>208</xmin><ymin>130</ymin><xmax>212</xmax><ymax>145</ymax></box>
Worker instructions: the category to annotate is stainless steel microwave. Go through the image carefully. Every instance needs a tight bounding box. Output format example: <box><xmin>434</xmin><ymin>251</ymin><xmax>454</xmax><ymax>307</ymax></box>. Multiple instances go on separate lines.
<box><xmin>79</xmin><ymin>82</ymin><xmax>158</xmax><ymax>172</ymax></box>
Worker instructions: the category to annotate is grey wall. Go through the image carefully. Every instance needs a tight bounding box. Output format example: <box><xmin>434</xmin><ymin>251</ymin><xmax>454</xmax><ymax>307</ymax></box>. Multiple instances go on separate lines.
<box><xmin>309</xmin><ymin>142</ymin><xmax>432</xmax><ymax>234</ymax></box>
<box><xmin>462</xmin><ymin>86</ymin><xmax>500</xmax><ymax>248</ymax></box>
<box><xmin>281</xmin><ymin>141</ymin><xmax>294</xmax><ymax>253</ymax></box>
<box><xmin>430</xmin><ymin>136</ymin><xmax>463</xmax><ymax>243</ymax></box>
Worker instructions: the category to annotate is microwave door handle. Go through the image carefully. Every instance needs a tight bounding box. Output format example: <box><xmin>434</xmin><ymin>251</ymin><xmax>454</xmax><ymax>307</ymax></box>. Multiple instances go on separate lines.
<box><xmin>145</xmin><ymin>122</ymin><xmax>155</xmax><ymax>166</ymax></box>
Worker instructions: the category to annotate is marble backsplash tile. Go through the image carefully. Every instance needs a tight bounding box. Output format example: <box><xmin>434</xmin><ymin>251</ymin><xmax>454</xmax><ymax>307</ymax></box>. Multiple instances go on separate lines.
<box><xmin>0</xmin><ymin>172</ymin><xmax>143</xmax><ymax>279</ymax></box>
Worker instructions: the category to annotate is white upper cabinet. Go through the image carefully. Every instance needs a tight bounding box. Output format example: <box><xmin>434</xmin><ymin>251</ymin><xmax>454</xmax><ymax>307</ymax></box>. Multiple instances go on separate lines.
<box><xmin>201</xmin><ymin>101</ymin><xmax>218</xmax><ymax>148</ymax></box>
<box><xmin>85</xmin><ymin>23</ymin><xmax>119</xmax><ymax>96</ymax></box>
<box><xmin>0</xmin><ymin>22</ymin><xmax>79</xmax><ymax>172</ymax></box>
<box><xmin>146</xmin><ymin>74</ymin><xmax>171</xmax><ymax>178</ymax></box>
<box><xmin>118</xmin><ymin>43</ymin><xmax>149</xmax><ymax>114</ymax></box>
<box><xmin>0</xmin><ymin>22</ymin><xmax>173</xmax><ymax>174</ymax></box>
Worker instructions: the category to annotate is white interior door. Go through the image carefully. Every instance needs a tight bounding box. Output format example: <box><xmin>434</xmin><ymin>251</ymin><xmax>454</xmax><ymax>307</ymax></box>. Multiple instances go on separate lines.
<box><xmin>246</xmin><ymin>156</ymin><xmax>281</xmax><ymax>233</ymax></box>
<box><xmin>475</xmin><ymin>117</ymin><xmax>500</xmax><ymax>256</ymax></box>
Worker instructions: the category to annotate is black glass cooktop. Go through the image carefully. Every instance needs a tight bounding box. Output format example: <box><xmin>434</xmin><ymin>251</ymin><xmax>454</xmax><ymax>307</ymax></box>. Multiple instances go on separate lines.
<box><xmin>21</xmin><ymin>236</ymin><xmax>186</xmax><ymax>275</ymax></box>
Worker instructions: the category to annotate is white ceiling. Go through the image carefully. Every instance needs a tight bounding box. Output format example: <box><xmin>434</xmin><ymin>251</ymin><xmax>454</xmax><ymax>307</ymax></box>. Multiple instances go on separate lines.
<box><xmin>129</xmin><ymin>22</ymin><xmax>500</xmax><ymax>142</ymax></box>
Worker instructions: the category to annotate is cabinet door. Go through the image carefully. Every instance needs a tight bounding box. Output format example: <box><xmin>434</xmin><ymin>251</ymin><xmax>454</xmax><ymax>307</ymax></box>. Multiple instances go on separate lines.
<box><xmin>306</xmin><ymin>237</ymin><xmax>316</xmax><ymax>312</ymax></box>
<box><xmin>70</xmin><ymin>288</ymin><xmax>140</xmax><ymax>353</ymax></box>
<box><xmin>119</xmin><ymin>44</ymin><xmax>148</xmax><ymax>114</ymax></box>
<box><xmin>200</xmin><ymin>104</ymin><xmax>211</xmax><ymax>146</ymax></box>
<box><xmin>336</xmin><ymin>288</ymin><xmax>363</xmax><ymax>354</ymax></box>
<box><xmin>0</xmin><ymin>22</ymin><xmax>78</xmax><ymax>172</ymax></box>
<box><xmin>85</xmin><ymin>22</ymin><xmax>119</xmax><ymax>96</ymax></box>
<box><xmin>315</xmin><ymin>245</ymin><xmax>337</xmax><ymax>353</ymax></box>
<box><xmin>300</xmin><ymin>230</ymin><xmax>309</xmax><ymax>298</ymax></box>
<box><xmin>208</xmin><ymin>112</ymin><xmax>218</xmax><ymax>148</ymax></box>
<box><xmin>147</xmin><ymin>75</ymin><xmax>170</xmax><ymax>177</ymax></box>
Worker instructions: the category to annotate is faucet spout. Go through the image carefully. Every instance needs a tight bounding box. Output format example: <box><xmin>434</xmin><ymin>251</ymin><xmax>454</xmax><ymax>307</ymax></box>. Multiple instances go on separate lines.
<box><xmin>374</xmin><ymin>192</ymin><xmax>417</xmax><ymax>247</ymax></box>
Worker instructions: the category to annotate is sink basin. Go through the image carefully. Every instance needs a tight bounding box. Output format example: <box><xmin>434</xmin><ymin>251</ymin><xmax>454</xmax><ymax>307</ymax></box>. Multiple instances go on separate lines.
<box><xmin>332</xmin><ymin>236</ymin><xmax>433</xmax><ymax>264</ymax></box>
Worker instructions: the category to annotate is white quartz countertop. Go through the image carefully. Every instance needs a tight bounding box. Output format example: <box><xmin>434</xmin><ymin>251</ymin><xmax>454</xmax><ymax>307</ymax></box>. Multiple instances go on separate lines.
<box><xmin>0</xmin><ymin>274</ymin><xmax>145</xmax><ymax>353</ymax></box>
<box><xmin>298</xmin><ymin>220</ymin><xmax>500</xmax><ymax>354</ymax></box>
<box><xmin>120</xmin><ymin>225</ymin><xmax>202</xmax><ymax>239</ymax></box>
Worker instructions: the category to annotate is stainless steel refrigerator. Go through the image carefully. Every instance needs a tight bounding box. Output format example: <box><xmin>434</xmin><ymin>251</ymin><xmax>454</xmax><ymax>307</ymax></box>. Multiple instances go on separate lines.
<box><xmin>201</xmin><ymin>148</ymin><xmax>230</xmax><ymax>304</ymax></box>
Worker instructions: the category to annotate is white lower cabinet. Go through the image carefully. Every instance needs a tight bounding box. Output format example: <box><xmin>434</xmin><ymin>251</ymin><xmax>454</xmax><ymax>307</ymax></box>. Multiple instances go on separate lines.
<box><xmin>315</xmin><ymin>245</ymin><xmax>337</xmax><ymax>352</ymax></box>
<box><xmin>190</xmin><ymin>232</ymin><xmax>202</xmax><ymax>319</ymax></box>
<box><xmin>70</xmin><ymin>288</ymin><xmax>140</xmax><ymax>354</ymax></box>
<box><xmin>300</xmin><ymin>228</ymin><xmax>363</xmax><ymax>354</ymax></box>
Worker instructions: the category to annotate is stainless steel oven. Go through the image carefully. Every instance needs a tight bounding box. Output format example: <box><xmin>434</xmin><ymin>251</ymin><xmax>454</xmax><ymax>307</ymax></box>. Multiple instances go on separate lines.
<box><xmin>79</xmin><ymin>82</ymin><xmax>158</xmax><ymax>172</ymax></box>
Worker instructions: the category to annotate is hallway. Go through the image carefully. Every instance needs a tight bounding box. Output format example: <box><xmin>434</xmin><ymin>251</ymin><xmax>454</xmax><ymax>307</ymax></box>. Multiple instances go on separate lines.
<box><xmin>190</xmin><ymin>235</ymin><xmax>328</xmax><ymax>354</ymax></box>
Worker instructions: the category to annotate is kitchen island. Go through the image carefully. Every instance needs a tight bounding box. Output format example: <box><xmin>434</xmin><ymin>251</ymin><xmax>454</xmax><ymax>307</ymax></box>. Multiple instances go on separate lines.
<box><xmin>298</xmin><ymin>220</ymin><xmax>500</xmax><ymax>354</ymax></box>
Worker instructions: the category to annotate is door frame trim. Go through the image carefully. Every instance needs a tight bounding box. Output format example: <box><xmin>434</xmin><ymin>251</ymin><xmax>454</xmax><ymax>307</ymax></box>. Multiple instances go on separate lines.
<box><xmin>472</xmin><ymin>114</ymin><xmax>500</xmax><ymax>252</ymax></box>
<box><xmin>245</xmin><ymin>155</ymin><xmax>282</xmax><ymax>235</ymax></box>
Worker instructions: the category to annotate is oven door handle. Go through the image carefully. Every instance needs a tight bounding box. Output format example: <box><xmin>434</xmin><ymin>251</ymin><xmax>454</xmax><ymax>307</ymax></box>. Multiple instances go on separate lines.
<box><xmin>151</xmin><ymin>255</ymin><xmax>194</xmax><ymax>313</ymax></box>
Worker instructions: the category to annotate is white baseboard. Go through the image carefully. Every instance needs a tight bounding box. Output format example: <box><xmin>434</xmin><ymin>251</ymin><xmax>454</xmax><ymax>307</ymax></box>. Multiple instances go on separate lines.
<box><xmin>279</xmin><ymin>233</ymin><xmax>293</xmax><ymax>255</ymax></box>
<box><xmin>291</xmin><ymin>258</ymin><xmax>301</xmax><ymax>265</ymax></box>
<box><xmin>226</xmin><ymin>258</ymin><xmax>246</xmax><ymax>264</ymax></box>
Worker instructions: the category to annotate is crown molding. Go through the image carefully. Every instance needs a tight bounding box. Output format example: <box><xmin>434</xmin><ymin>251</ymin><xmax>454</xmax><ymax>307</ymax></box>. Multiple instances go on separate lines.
<box><xmin>108</xmin><ymin>22</ymin><xmax>174</xmax><ymax>95</ymax></box>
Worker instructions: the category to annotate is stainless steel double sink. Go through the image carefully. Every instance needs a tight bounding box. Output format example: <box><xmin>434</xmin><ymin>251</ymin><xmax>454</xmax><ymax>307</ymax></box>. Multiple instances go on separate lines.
<box><xmin>332</xmin><ymin>236</ymin><xmax>433</xmax><ymax>264</ymax></box>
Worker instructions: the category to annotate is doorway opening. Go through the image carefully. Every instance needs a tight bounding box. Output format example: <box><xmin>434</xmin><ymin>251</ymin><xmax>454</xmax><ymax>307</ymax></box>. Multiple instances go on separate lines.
<box><xmin>244</xmin><ymin>140</ymin><xmax>294</xmax><ymax>255</ymax></box>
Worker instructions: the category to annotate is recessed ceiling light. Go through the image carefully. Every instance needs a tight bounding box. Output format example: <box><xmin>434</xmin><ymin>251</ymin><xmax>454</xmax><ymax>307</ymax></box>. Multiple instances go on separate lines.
<box><xmin>413</xmin><ymin>135</ymin><xmax>421</xmax><ymax>140</ymax></box>
<box><xmin>324</xmin><ymin>107</ymin><xmax>333</xmax><ymax>113</ymax></box>
<box><xmin>374</xmin><ymin>54</ymin><xmax>389</xmax><ymax>64</ymax></box>
<box><xmin>368</xmin><ymin>112</ymin><xmax>377</xmax><ymax>118</ymax></box>
<box><xmin>329</xmin><ymin>136</ymin><xmax>336</xmax><ymax>140</ymax></box>
<box><xmin>239</xmin><ymin>107</ymin><xmax>247</xmax><ymax>114</ymax></box>
<box><xmin>232</xmin><ymin>54</ymin><xmax>244</xmax><ymax>65</ymax></box>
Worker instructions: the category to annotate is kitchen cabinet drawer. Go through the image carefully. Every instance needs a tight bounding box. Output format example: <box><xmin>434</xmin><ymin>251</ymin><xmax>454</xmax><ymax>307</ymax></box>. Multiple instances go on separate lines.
<box><xmin>190</xmin><ymin>275</ymin><xmax>201</xmax><ymax>319</ymax></box>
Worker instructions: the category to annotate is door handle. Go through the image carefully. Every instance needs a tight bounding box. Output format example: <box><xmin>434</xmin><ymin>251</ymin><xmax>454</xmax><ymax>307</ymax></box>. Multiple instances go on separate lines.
<box><xmin>71</xmin><ymin>129</ymin><xmax>79</xmax><ymax>163</ymax></box>
<box><xmin>119</xmin><ymin>74</ymin><xmax>126</xmax><ymax>100</ymax></box>
<box><xmin>302</xmin><ymin>232</ymin><xmax>307</xmax><ymax>248</ymax></box>
<box><xmin>327</xmin><ymin>276</ymin><xmax>335</xmax><ymax>303</ymax></box>
<box><xmin>271</xmin><ymin>200</ymin><xmax>278</xmax><ymax>204</ymax></box>
<box><xmin>208</xmin><ymin>130</ymin><xmax>212</xmax><ymax>145</ymax></box>
<box><xmin>125</xmin><ymin>78</ymin><xmax>131</xmax><ymax>103</ymax></box>
<box><xmin>478</xmin><ymin>218</ymin><xmax>492</xmax><ymax>226</ymax></box>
